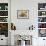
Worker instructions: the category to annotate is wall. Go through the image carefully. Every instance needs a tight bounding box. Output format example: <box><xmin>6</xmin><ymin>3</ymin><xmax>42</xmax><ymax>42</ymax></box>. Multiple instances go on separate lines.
<box><xmin>11</xmin><ymin>0</ymin><xmax>46</xmax><ymax>30</ymax></box>
<box><xmin>11</xmin><ymin>0</ymin><xmax>46</xmax><ymax>46</ymax></box>
<box><xmin>11</xmin><ymin>0</ymin><xmax>38</xmax><ymax>30</ymax></box>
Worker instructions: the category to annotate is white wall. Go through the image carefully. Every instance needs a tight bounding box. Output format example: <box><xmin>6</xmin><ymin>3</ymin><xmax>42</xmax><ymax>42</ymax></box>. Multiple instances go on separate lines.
<box><xmin>11</xmin><ymin>0</ymin><xmax>38</xmax><ymax>30</ymax></box>
<box><xmin>11</xmin><ymin>0</ymin><xmax>46</xmax><ymax>30</ymax></box>
<box><xmin>11</xmin><ymin>0</ymin><xmax>46</xmax><ymax>46</ymax></box>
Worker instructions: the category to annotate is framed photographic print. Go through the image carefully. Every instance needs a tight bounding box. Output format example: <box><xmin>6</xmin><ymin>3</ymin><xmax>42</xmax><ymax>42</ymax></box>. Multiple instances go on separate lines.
<box><xmin>17</xmin><ymin>10</ymin><xmax>29</xmax><ymax>19</ymax></box>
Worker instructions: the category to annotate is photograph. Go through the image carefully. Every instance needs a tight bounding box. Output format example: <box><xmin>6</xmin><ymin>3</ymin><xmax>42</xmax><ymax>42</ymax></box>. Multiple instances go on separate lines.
<box><xmin>17</xmin><ymin>10</ymin><xmax>29</xmax><ymax>19</ymax></box>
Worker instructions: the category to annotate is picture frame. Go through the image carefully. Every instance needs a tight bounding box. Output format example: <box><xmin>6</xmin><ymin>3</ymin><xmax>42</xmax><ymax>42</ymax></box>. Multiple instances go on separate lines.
<box><xmin>17</xmin><ymin>10</ymin><xmax>29</xmax><ymax>19</ymax></box>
